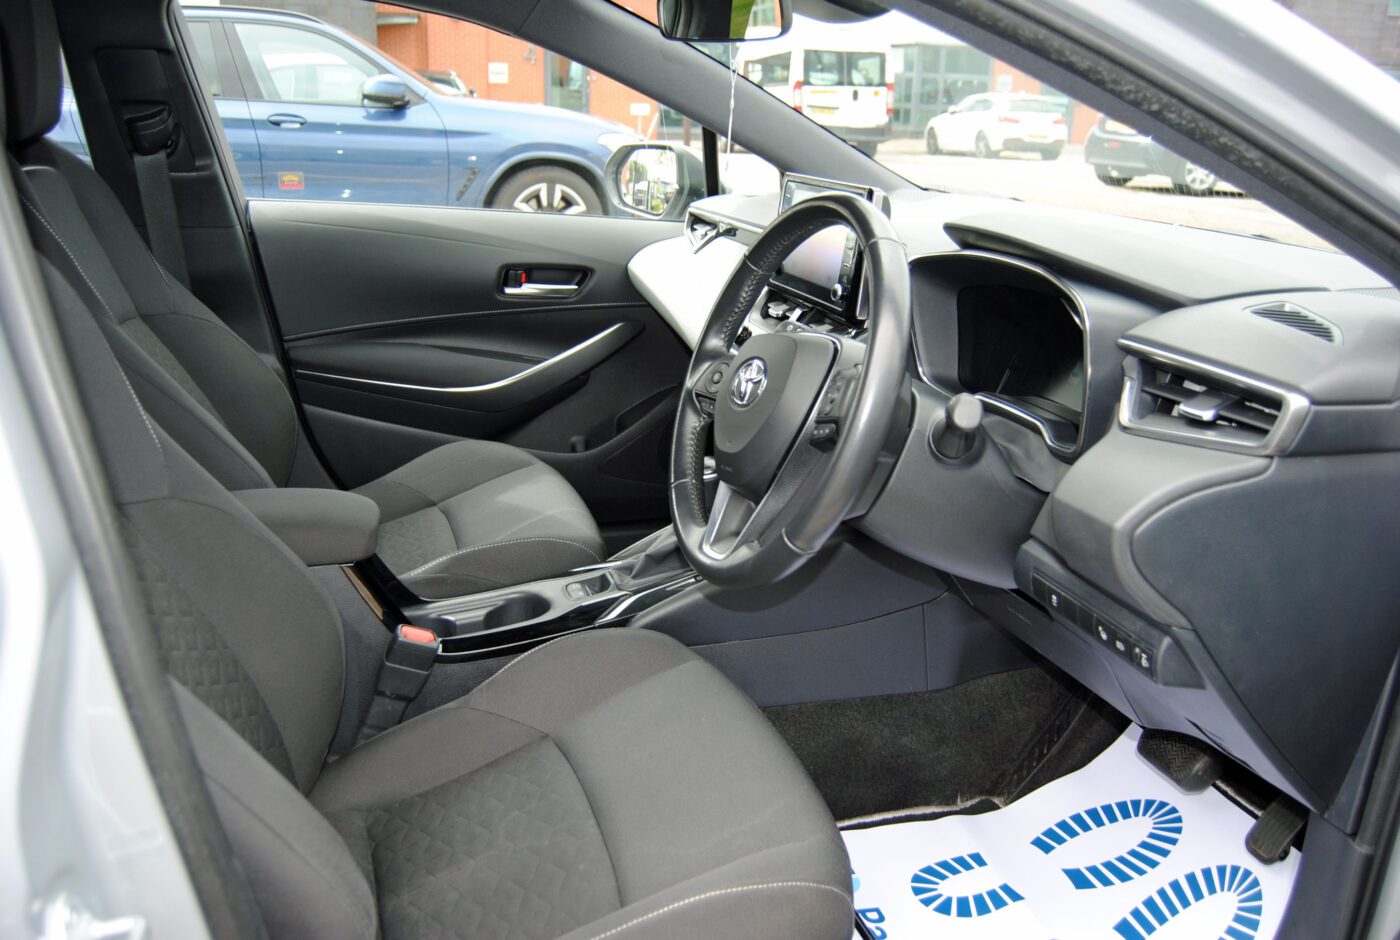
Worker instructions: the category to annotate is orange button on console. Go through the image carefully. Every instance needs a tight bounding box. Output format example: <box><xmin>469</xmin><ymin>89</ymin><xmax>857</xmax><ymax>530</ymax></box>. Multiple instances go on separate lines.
<box><xmin>398</xmin><ymin>625</ymin><xmax>438</xmax><ymax>645</ymax></box>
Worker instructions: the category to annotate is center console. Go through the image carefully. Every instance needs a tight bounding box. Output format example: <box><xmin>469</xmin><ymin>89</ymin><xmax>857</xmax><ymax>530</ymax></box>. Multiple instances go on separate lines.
<box><xmin>394</xmin><ymin>527</ymin><xmax>698</xmax><ymax>662</ymax></box>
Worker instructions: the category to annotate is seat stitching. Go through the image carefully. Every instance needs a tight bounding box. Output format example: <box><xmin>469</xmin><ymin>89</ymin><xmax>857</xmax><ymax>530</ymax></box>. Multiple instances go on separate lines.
<box><xmin>550</xmin><ymin>738</ymin><xmax>623</xmax><ymax>911</ymax></box>
<box><xmin>583</xmin><ymin>882</ymin><xmax>851</xmax><ymax>940</ymax></box>
<box><xmin>203</xmin><ymin>772</ymin><xmax>378</xmax><ymax>929</ymax></box>
<box><xmin>467</xmin><ymin>632</ymin><xmax>586</xmax><ymax>698</ymax></box>
<box><xmin>400</xmin><ymin>536</ymin><xmax>602</xmax><ymax>578</ymax></box>
<box><xmin>17</xmin><ymin>195</ymin><xmax>165</xmax><ymax>456</ymax></box>
<box><xmin>113</xmin><ymin>351</ymin><xmax>166</xmax><ymax>458</ymax></box>
<box><xmin>364</xmin><ymin>478</ymin><xmax>438</xmax><ymax>516</ymax></box>
<box><xmin>18</xmin><ymin>193</ymin><xmax>118</xmax><ymax>320</ymax></box>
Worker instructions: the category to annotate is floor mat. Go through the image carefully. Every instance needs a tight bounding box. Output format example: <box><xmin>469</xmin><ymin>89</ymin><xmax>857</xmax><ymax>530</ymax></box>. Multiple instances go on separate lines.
<box><xmin>845</xmin><ymin>726</ymin><xmax>1300</xmax><ymax>940</ymax></box>
<box><xmin>766</xmin><ymin>667</ymin><xmax>1125</xmax><ymax>822</ymax></box>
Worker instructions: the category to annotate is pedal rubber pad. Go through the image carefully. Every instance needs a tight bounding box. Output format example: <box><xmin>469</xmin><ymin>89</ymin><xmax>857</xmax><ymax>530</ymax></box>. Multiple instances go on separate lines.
<box><xmin>1247</xmin><ymin>794</ymin><xmax>1307</xmax><ymax>863</ymax></box>
<box><xmin>1137</xmin><ymin>730</ymin><xmax>1225</xmax><ymax>792</ymax></box>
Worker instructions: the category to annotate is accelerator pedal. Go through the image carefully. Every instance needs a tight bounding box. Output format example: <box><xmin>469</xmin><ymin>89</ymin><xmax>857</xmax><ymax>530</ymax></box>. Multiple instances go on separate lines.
<box><xmin>1247</xmin><ymin>794</ymin><xmax>1307</xmax><ymax>864</ymax></box>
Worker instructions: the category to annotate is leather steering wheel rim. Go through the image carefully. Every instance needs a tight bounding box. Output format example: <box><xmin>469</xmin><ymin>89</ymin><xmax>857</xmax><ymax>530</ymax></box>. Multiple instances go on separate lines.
<box><xmin>670</xmin><ymin>192</ymin><xmax>911</xmax><ymax>588</ymax></box>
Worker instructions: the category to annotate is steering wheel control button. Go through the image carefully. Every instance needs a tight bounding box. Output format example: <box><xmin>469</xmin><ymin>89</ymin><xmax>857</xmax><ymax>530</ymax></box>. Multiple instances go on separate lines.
<box><xmin>810</xmin><ymin>420</ymin><xmax>839</xmax><ymax>449</ymax></box>
<box><xmin>701</xmin><ymin>361</ymin><xmax>731</xmax><ymax>396</ymax></box>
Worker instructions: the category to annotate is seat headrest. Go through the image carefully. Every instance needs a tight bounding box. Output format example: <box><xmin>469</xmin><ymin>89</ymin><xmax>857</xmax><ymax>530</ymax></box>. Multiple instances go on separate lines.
<box><xmin>0</xmin><ymin>0</ymin><xmax>63</xmax><ymax>148</ymax></box>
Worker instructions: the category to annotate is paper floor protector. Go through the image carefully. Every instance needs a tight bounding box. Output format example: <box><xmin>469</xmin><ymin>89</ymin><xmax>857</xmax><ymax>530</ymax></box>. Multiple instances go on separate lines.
<box><xmin>846</xmin><ymin>726</ymin><xmax>1300</xmax><ymax>940</ymax></box>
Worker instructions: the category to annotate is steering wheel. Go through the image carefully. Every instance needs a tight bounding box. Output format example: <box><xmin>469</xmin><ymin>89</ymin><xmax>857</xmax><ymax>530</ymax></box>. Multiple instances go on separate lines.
<box><xmin>670</xmin><ymin>193</ymin><xmax>911</xmax><ymax>588</ymax></box>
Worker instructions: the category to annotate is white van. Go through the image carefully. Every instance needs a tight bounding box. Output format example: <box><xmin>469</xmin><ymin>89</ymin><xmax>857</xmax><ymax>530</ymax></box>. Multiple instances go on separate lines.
<box><xmin>739</xmin><ymin>34</ymin><xmax>891</xmax><ymax>156</ymax></box>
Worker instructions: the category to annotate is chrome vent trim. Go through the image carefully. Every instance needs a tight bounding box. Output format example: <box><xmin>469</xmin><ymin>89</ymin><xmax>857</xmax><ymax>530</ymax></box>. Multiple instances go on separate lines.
<box><xmin>1118</xmin><ymin>339</ymin><xmax>1309</xmax><ymax>455</ymax></box>
<box><xmin>1249</xmin><ymin>302</ymin><xmax>1337</xmax><ymax>342</ymax></box>
<box><xmin>684</xmin><ymin>206</ymin><xmax>755</xmax><ymax>252</ymax></box>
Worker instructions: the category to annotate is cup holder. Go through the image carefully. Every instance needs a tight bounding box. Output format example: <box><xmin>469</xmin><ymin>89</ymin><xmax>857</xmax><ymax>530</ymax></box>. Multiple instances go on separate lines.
<box><xmin>481</xmin><ymin>593</ymin><xmax>551</xmax><ymax>630</ymax></box>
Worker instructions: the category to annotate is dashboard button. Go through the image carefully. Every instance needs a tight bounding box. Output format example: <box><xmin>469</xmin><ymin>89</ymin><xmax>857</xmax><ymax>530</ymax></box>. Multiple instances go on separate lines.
<box><xmin>1131</xmin><ymin>643</ymin><xmax>1155</xmax><ymax>676</ymax></box>
<box><xmin>1109</xmin><ymin>627</ymin><xmax>1132</xmax><ymax>659</ymax></box>
<box><xmin>1092</xmin><ymin>617</ymin><xmax>1112</xmax><ymax>646</ymax></box>
<box><xmin>1030</xmin><ymin>574</ymin><xmax>1050</xmax><ymax>606</ymax></box>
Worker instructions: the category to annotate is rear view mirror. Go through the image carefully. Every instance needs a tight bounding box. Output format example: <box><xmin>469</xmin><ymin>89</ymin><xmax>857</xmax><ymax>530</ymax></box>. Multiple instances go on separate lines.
<box><xmin>657</xmin><ymin>0</ymin><xmax>791</xmax><ymax>41</ymax></box>
<box><xmin>604</xmin><ymin>144</ymin><xmax>706</xmax><ymax>220</ymax></box>
<box><xmin>362</xmin><ymin>74</ymin><xmax>412</xmax><ymax>109</ymax></box>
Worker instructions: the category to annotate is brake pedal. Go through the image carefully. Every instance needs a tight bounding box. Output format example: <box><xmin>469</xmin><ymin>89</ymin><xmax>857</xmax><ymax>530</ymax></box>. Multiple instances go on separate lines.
<box><xmin>1137</xmin><ymin>730</ymin><xmax>1224</xmax><ymax>792</ymax></box>
<box><xmin>1247</xmin><ymin>794</ymin><xmax>1307</xmax><ymax>863</ymax></box>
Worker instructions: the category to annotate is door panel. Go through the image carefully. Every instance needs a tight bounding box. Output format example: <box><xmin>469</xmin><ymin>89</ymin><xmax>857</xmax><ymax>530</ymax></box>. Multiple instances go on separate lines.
<box><xmin>249</xmin><ymin>200</ymin><xmax>688</xmax><ymax>524</ymax></box>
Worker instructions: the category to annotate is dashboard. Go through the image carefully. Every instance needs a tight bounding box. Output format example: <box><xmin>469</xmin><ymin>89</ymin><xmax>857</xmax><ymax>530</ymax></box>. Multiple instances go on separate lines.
<box><xmin>626</xmin><ymin>180</ymin><xmax>1400</xmax><ymax>832</ymax></box>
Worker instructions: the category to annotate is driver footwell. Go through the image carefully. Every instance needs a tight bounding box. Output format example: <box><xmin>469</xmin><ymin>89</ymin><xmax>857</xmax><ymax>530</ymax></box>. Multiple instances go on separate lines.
<box><xmin>843</xmin><ymin>726</ymin><xmax>1301</xmax><ymax>939</ymax></box>
<box><xmin>764</xmin><ymin>665</ymin><xmax>1126</xmax><ymax>823</ymax></box>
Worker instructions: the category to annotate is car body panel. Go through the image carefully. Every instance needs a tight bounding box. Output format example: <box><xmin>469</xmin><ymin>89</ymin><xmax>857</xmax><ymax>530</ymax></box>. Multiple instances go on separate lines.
<box><xmin>927</xmin><ymin>92</ymin><xmax>1070</xmax><ymax>154</ymax></box>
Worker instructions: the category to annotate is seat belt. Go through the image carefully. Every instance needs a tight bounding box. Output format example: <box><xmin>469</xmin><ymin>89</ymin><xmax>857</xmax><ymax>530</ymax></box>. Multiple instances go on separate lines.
<box><xmin>125</xmin><ymin>104</ymin><xmax>189</xmax><ymax>288</ymax></box>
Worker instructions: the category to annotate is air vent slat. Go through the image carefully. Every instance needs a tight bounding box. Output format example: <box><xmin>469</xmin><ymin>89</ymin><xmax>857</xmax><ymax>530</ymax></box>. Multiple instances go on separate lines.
<box><xmin>1120</xmin><ymin>342</ymin><xmax>1307</xmax><ymax>454</ymax></box>
<box><xmin>1130</xmin><ymin>362</ymin><xmax>1280</xmax><ymax>444</ymax></box>
<box><xmin>1250</xmin><ymin>302</ymin><xmax>1336</xmax><ymax>342</ymax></box>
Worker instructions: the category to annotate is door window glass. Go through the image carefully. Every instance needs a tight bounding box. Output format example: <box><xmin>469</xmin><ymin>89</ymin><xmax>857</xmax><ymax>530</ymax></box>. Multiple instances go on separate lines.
<box><xmin>544</xmin><ymin>52</ymin><xmax>589</xmax><ymax>111</ymax></box>
<box><xmin>234</xmin><ymin>23</ymin><xmax>379</xmax><ymax>105</ymax></box>
<box><xmin>186</xmin><ymin>20</ymin><xmax>223</xmax><ymax>97</ymax></box>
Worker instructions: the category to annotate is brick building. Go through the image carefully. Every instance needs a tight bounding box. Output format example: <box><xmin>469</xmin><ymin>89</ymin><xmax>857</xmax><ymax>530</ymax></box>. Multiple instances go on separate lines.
<box><xmin>373</xmin><ymin>1</ymin><xmax>665</xmax><ymax>133</ymax></box>
<box><xmin>1279</xmin><ymin>0</ymin><xmax>1400</xmax><ymax>77</ymax></box>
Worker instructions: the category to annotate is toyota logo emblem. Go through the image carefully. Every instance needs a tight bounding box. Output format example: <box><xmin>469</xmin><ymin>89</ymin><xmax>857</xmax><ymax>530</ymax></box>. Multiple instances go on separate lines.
<box><xmin>729</xmin><ymin>357</ymin><xmax>768</xmax><ymax>408</ymax></box>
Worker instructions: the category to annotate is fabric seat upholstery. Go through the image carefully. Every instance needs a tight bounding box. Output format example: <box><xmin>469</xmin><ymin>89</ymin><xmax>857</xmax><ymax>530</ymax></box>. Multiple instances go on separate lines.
<box><xmin>33</xmin><ymin>256</ymin><xmax>854</xmax><ymax>940</ymax></box>
<box><xmin>2</xmin><ymin>12</ymin><xmax>603</xmax><ymax>597</ymax></box>
<box><xmin>358</xmin><ymin>440</ymin><xmax>604</xmax><ymax>596</ymax></box>
<box><xmin>6</xmin><ymin>5</ymin><xmax>853</xmax><ymax>937</ymax></box>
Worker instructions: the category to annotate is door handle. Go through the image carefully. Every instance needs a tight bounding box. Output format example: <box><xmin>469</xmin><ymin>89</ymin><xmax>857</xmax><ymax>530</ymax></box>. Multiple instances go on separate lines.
<box><xmin>267</xmin><ymin>113</ymin><xmax>306</xmax><ymax>128</ymax></box>
<box><xmin>500</xmin><ymin>266</ymin><xmax>587</xmax><ymax>299</ymax></box>
<box><xmin>501</xmin><ymin>282</ymin><xmax>581</xmax><ymax>298</ymax></box>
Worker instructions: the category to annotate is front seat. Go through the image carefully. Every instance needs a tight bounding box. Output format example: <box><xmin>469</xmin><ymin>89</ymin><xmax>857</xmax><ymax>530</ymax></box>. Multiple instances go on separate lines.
<box><xmin>21</xmin><ymin>167</ymin><xmax>856</xmax><ymax>940</ymax></box>
<box><xmin>0</xmin><ymin>0</ymin><xmax>603</xmax><ymax>598</ymax></box>
<box><xmin>5</xmin><ymin>9</ymin><xmax>853</xmax><ymax>936</ymax></box>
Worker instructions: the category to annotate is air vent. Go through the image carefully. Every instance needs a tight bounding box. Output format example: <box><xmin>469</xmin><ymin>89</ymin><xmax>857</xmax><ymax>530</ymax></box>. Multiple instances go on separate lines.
<box><xmin>1139</xmin><ymin>368</ymin><xmax>1279</xmax><ymax>436</ymax></box>
<box><xmin>1118</xmin><ymin>343</ymin><xmax>1307</xmax><ymax>454</ymax></box>
<box><xmin>684</xmin><ymin>212</ymin><xmax>735</xmax><ymax>252</ymax></box>
<box><xmin>1250</xmin><ymin>302</ymin><xmax>1336</xmax><ymax>342</ymax></box>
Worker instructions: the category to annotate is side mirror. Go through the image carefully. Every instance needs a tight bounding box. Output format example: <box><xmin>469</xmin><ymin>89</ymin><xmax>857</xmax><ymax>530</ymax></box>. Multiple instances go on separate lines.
<box><xmin>604</xmin><ymin>144</ymin><xmax>706</xmax><ymax>220</ymax></box>
<box><xmin>362</xmin><ymin>74</ymin><xmax>412</xmax><ymax>109</ymax></box>
<box><xmin>945</xmin><ymin>105</ymin><xmax>962</xmax><ymax>115</ymax></box>
<box><xmin>657</xmin><ymin>0</ymin><xmax>791</xmax><ymax>41</ymax></box>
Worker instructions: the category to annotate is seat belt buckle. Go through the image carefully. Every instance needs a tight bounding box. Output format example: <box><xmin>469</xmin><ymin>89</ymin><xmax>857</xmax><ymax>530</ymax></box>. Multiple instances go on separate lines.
<box><xmin>359</xmin><ymin>625</ymin><xmax>438</xmax><ymax>743</ymax></box>
<box><xmin>379</xmin><ymin>624</ymin><xmax>438</xmax><ymax>698</ymax></box>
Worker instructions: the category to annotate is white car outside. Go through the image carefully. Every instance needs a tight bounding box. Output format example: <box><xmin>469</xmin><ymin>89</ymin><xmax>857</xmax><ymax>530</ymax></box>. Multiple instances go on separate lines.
<box><xmin>924</xmin><ymin>92</ymin><xmax>1070</xmax><ymax>159</ymax></box>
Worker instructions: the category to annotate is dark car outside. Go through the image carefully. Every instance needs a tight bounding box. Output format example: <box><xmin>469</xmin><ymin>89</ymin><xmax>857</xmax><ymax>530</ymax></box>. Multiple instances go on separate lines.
<box><xmin>1084</xmin><ymin>114</ymin><xmax>1220</xmax><ymax>195</ymax></box>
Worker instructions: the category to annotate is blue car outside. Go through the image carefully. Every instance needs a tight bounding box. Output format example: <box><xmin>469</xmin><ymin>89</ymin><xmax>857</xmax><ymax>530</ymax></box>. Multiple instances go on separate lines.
<box><xmin>49</xmin><ymin>6</ymin><xmax>639</xmax><ymax>214</ymax></box>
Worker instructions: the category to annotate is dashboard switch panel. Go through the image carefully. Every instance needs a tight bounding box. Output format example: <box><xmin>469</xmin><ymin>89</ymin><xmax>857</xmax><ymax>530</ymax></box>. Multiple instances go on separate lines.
<box><xmin>1019</xmin><ymin>543</ymin><xmax>1201</xmax><ymax>690</ymax></box>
